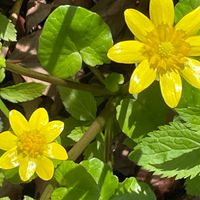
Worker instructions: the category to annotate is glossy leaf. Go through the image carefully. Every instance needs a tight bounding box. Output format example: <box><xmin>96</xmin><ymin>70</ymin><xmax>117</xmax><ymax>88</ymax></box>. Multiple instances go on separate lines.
<box><xmin>105</xmin><ymin>72</ymin><xmax>124</xmax><ymax>92</ymax></box>
<box><xmin>83</xmin><ymin>134</ymin><xmax>105</xmax><ymax>160</ymax></box>
<box><xmin>54</xmin><ymin>158</ymin><xmax>118</xmax><ymax>200</ymax></box>
<box><xmin>0</xmin><ymin>83</ymin><xmax>46</xmax><ymax>103</ymax></box>
<box><xmin>81</xmin><ymin>158</ymin><xmax>118</xmax><ymax>200</ymax></box>
<box><xmin>0</xmin><ymin>55</ymin><xmax>5</xmax><ymax>83</ymax></box>
<box><xmin>23</xmin><ymin>196</ymin><xmax>34</xmax><ymax>200</ymax></box>
<box><xmin>39</xmin><ymin>5</ymin><xmax>113</xmax><ymax>78</ymax></box>
<box><xmin>54</xmin><ymin>160</ymin><xmax>99</xmax><ymax>199</ymax></box>
<box><xmin>116</xmin><ymin>82</ymin><xmax>170</xmax><ymax>141</ymax></box>
<box><xmin>175</xmin><ymin>0</ymin><xmax>200</xmax><ymax>23</ymax></box>
<box><xmin>185</xmin><ymin>176</ymin><xmax>200</xmax><ymax>196</ymax></box>
<box><xmin>178</xmin><ymin>80</ymin><xmax>200</xmax><ymax>108</ymax></box>
<box><xmin>58</xmin><ymin>87</ymin><xmax>97</xmax><ymax>121</ymax></box>
<box><xmin>51</xmin><ymin>188</ymin><xmax>69</xmax><ymax>200</ymax></box>
<box><xmin>0</xmin><ymin>13</ymin><xmax>16</xmax><ymax>41</ymax></box>
<box><xmin>61</xmin><ymin>117</ymin><xmax>88</xmax><ymax>147</ymax></box>
<box><xmin>67</xmin><ymin>126</ymin><xmax>88</xmax><ymax>142</ymax></box>
<box><xmin>0</xmin><ymin>197</ymin><xmax>10</xmax><ymax>200</ymax></box>
<box><xmin>110</xmin><ymin>177</ymin><xmax>156</xmax><ymax>200</ymax></box>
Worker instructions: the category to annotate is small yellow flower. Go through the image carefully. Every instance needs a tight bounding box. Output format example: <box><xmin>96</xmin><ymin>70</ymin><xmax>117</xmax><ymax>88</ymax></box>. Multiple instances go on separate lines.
<box><xmin>0</xmin><ymin>108</ymin><xmax>68</xmax><ymax>181</ymax></box>
<box><xmin>108</xmin><ymin>0</ymin><xmax>200</xmax><ymax>108</ymax></box>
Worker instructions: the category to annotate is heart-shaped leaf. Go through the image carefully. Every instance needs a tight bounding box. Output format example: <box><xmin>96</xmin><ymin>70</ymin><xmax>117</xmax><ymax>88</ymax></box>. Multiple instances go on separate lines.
<box><xmin>39</xmin><ymin>5</ymin><xmax>113</xmax><ymax>78</ymax></box>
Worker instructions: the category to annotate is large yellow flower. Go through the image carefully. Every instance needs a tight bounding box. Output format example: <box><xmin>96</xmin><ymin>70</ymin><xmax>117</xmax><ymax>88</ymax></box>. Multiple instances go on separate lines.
<box><xmin>108</xmin><ymin>0</ymin><xmax>200</xmax><ymax>108</ymax></box>
<box><xmin>0</xmin><ymin>108</ymin><xmax>68</xmax><ymax>181</ymax></box>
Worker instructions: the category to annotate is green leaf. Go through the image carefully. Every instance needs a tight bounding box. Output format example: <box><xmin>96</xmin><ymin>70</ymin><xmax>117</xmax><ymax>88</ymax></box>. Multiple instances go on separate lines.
<box><xmin>58</xmin><ymin>87</ymin><xmax>97</xmax><ymax>121</ymax></box>
<box><xmin>176</xmin><ymin>107</ymin><xmax>200</xmax><ymax>131</ymax></box>
<box><xmin>130</xmin><ymin>122</ymin><xmax>199</xmax><ymax>166</ymax></box>
<box><xmin>0</xmin><ymin>55</ymin><xmax>5</xmax><ymax>83</ymax></box>
<box><xmin>0</xmin><ymin>171</ymin><xmax>4</xmax><ymax>187</ymax></box>
<box><xmin>39</xmin><ymin>5</ymin><xmax>113</xmax><ymax>78</ymax></box>
<box><xmin>0</xmin><ymin>83</ymin><xmax>46</xmax><ymax>103</ymax></box>
<box><xmin>116</xmin><ymin>82</ymin><xmax>170</xmax><ymax>141</ymax></box>
<box><xmin>0</xmin><ymin>13</ymin><xmax>16</xmax><ymax>41</ymax></box>
<box><xmin>0</xmin><ymin>117</ymin><xmax>3</xmax><ymax>132</ymax></box>
<box><xmin>67</xmin><ymin>126</ymin><xmax>88</xmax><ymax>142</ymax></box>
<box><xmin>178</xmin><ymin>80</ymin><xmax>200</xmax><ymax>108</ymax></box>
<box><xmin>151</xmin><ymin>148</ymin><xmax>200</xmax><ymax>179</ymax></box>
<box><xmin>0</xmin><ymin>68</ymin><xmax>5</xmax><ymax>83</ymax></box>
<box><xmin>105</xmin><ymin>72</ymin><xmax>124</xmax><ymax>92</ymax></box>
<box><xmin>3</xmin><ymin>167</ymin><xmax>22</xmax><ymax>184</ymax></box>
<box><xmin>110</xmin><ymin>177</ymin><xmax>156</xmax><ymax>200</ymax></box>
<box><xmin>51</xmin><ymin>188</ymin><xmax>69</xmax><ymax>200</ymax></box>
<box><xmin>130</xmin><ymin>116</ymin><xmax>200</xmax><ymax>179</ymax></box>
<box><xmin>81</xmin><ymin>158</ymin><xmax>118</xmax><ymax>200</ymax></box>
<box><xmin>175</xmin><ymin>0</ymin><xmax>200</xmax><ymax>23</ymax></box>
<box><xmin>0</xmin><ymin>197</ymin><xmax>10</xmax><ymax>200</ymax></box>
<box><xmin>61</xmin><ymin>117</ymin><xmax>88</xmax><ymax>146</ymax></box>
<box><xmin>83</xmin><ymin>133</ymin><xmax>105</xmax><ymax>160</ymax></box>
<box><xmin>185</xmin><ymin>176</ymin><xmax>200</xmax><ymax>196</ymax></box>
<box><xmin>54</xmin><ymin>160</ymin><xmax>99</xmax><ymax>200</ymax></box>
<box><xmin>54</xmin><ymin>158</ymin><xmax>118</xmax><ymax>200</ymax></box>
<box><xmin>23</xmin><ymin>196</ymin><xmax>34</xmax><ymax>200</ymax></box>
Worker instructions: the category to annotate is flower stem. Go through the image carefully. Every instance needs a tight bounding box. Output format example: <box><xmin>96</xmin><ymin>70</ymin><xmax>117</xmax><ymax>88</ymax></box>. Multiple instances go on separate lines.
<box><xmin>10</xmin><ymin>0</ymin><xmax>24</xmax><ymax>25</ymax></box>
<box><xmin>88</xmin><ymin>66</ymin><xmax>106</xmax><ymax>85</ymax></box>
<box><xmin>6</xmin><ymin>62</ymin><xmax>112</xmax><ymax>96</ymax></box>
<box><xmin>39</xmin><ymin>180</ymin><xmax>57</xmax><ymax>200</ymax></box>
<box><xmin>68</xmin><ymin>96</ymin><xmax>119</xmax><ymax>161</ymax></box>
<box><xmin>0</xmin><ymin>98</ymin><xmax>9</xmax><ymax>118</ymax></box>
<box><xmin>104</xmin><ymin>115</ymin><xmax>114</xmax><ymax>167</ymax></box>
<box><xmin>39</xmin><ymin>97</ymin><xmax>120</xmax><ymax>199</ymax></box>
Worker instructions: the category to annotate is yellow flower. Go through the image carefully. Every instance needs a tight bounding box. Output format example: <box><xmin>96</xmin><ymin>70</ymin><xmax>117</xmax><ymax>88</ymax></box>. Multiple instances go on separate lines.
<box><xmin>107</xmin><ymin>0</ymin><xmax>200</xmax><ymax>108</ymax></box>
<box><xmin>0</xmin><ymin>108</ymin><xmax>68</xmax><ymax>181</ymax></box>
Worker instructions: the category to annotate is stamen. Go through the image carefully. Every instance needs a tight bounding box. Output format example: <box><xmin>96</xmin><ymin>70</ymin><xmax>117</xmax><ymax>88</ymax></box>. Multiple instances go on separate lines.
<box><xmin>18</xmin><ymin>132</ymin><xmax>45</xmax><ymax>157</ymax></box>
<box><xmin>158</xmin><ymin>42</ymin><xmax>174</xmax><ymax>57</ymax></box>
<box><xmin>144</xmin><ymin>24</ymin><xmax>190</xmax><ymax>73</ymax></box>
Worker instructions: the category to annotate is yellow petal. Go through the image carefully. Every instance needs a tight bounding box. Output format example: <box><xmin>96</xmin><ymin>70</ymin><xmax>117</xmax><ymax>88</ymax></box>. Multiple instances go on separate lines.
<box><xmin>29</xmin><ymin>108</ymin><xmax>49</xmax><ymax>130</ymax></box>
<box><xmin>44</xmin><ymin>143</ymin><xmax>68</xmax><ymax>160</ymax></box>
<box><xmin>107</xmin><ymin>41</ymin><xmax>145</xmax><ymax>64</ymax></box>
<box><xmin>176</xmin><ymin>6</ymin><xmax>200</xmax><ymax>36</ymax></box>
<box><xmin>181</xmin><ymin>58</ymin><xmax>200</xmax><ymax>88</ymax></box>
<box><xmin>36</xmin><ymin>156</ymin><xmax>54</xmax><ymax>181</ymax></box>
<box><xmin>19</xmin><ymin>157</ymin><xmax>36</xmax><ymax>182</ymax></box>
<box><xmin>150</xmin><ymin>0</ymin><xmax>174</xmax><ymax>26</ymax></box>
<box><xmin>124</xmin><ymin>9</ymin><xmax>154</xmax><ymax>42</ymax></box>
<box><xmin>185</xmin><ymin>36</ymin><xmax>200</xmax><ymax>56</ymax></box>
<box><xmin>160</xmin><ymin>70</ymin><xmax>182</xmax><ymax>108</ymax></box>
<box><xmin>9</xmin><ymin>110</ymin><xmax>28</xmax><ymax>136</ymax></box>
<box><xmin>41</xmin><ymin>120</ymin><xmax>64</xmax><ymax>143</ymax></box>
<box><xmin>0</xmin><ymin>148</ymin><xmax>19</xmax><ymax>169</ymax></box>
<box><xmin>129</xmin><ymin>60</ymin><xmax>156</xmax><ymax>94</ymax></box>
<box><xmin>0</xmin><ymin>131</ymin><xmax>17</xmax><ymax>151</ymax></box>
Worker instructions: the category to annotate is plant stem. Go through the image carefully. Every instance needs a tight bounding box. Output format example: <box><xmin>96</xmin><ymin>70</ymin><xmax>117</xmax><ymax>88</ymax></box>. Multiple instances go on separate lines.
<box><xmin>39</xmin><ymin>181</ymin><xmax>56</xmax><ymax>200</ymax></box>
<box><xmin>39</xmin><ymin>97</ymin><xmax>119</xmax><ymax>199</ymax></box>
<box><xmin>104</xmin><ymin>116</ymin><xmax>114</xmax><ymax>167</ymax></box>
<box><xmin>89</xmin><ymin>66</ymin><xmax>106</xmax><ymax>85</ymax></box>
<box><xmin>10</xmin><ymin>0</ymin><xmax>24</xmax><ymax>25</ymax></box>
<box><xmin>68</xmin><ymin>97</ymin><xmax>119</xmax><ymax>161</ymax></box>
<box><xmin>6</xmin><ymin>62</ymin><xmax>112</xmax><ymax>96</ymax></box>
<box><xmin>0</xmin><ymin>98</ymin><xmax>9</xmax><ymax>118</ymax></box>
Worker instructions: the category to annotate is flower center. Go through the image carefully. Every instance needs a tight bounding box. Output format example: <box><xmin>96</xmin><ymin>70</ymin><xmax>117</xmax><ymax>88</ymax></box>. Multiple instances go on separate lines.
<box><xmin>158</xmin><ymin>42</ymin><xmax>174</xmax><ymax>57</ymax></box>
<box><xmin>18</xmin><ymin>132</ymin><xmax>45</xmax><ymax>158</ymax></box>
<box><xmin>144</xmin><ymin>25</ymin><xmax>190</xmax><ymax>73</ymax></box>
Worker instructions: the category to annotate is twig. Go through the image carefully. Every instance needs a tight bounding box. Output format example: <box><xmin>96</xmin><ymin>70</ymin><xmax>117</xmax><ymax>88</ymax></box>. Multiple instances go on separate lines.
<box><xmin>6</xmin><ymin>62</ymin><xmax>112</xmax><ymax>96</ymax></box>
<box><xmin>68</xmin><ymin>97</ymin><xmax>119</xmax><ymax>161</ymax></box>
<box><xmin>10</xmin><ymin>0</ymin><xmax>24</xmax><ymax>25</ymax></box>
<box><xmin>88</xmin><ymin>66</ymin><xmax>106</xmax><ymax>85</ymax></box>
